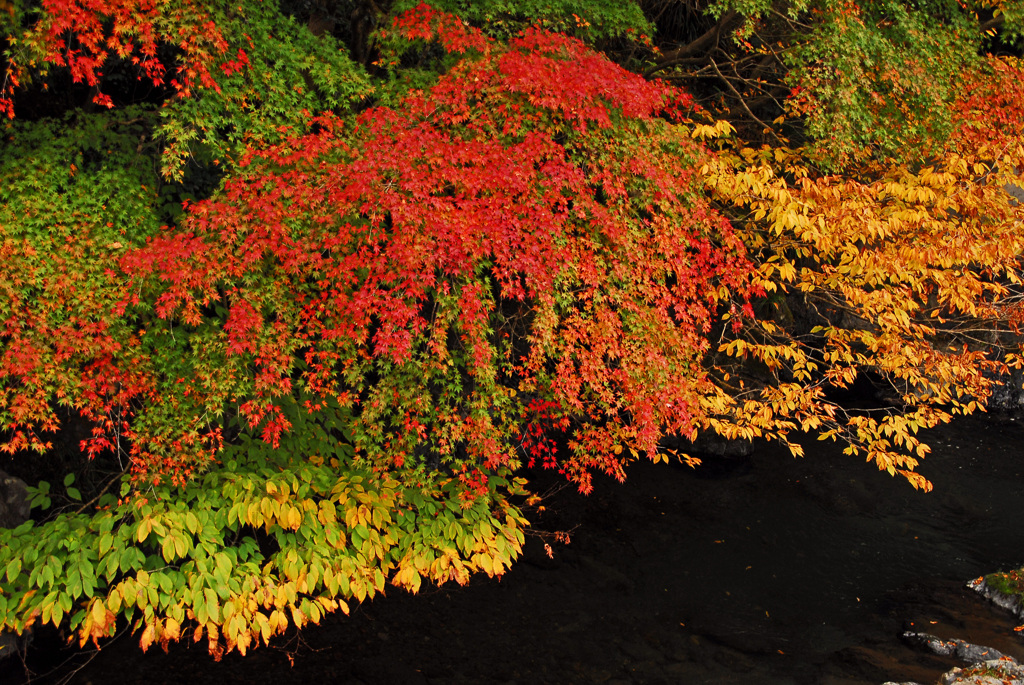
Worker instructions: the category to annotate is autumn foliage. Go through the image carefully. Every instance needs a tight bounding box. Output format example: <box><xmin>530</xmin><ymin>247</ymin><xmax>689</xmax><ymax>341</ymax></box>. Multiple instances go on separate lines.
<box><xmin>118</xmin><ymin>6</ymin><xmax>756</xmax><ymax>495</ymax></box>
<box><xmin>700</xmin><ymin>54</ymin><xmax>1024</xmax><ymax>490</ymax></box>
<box><xmin>1</xmin><ymin>0</ymin><xmax>1024</xmax><ymax>663</ymax></box>
<box><xmin>1</xmin><ymin>0</ymin><xmax>227</xmax><ymax>116</ymax></box>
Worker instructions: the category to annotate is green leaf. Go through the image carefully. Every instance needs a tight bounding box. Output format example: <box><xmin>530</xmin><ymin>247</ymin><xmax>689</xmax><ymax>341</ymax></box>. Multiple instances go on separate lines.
<box><xmin>162</xmin><ymin>537</ymin><xmax>176</xmax><ymax>563</ymax></box>
<box><xmin>5</xmin><ymin>558</ymin><xmax>21</xmax><ymax>583</ymax></box>
<box><xmin>119</xmin><ymin>547</ymin><xmax>137</xmax><ymax>573</ymax></box>
<box><xmin>99</xmin><ymin>532</ymin><xmax>113</xmax><ymax>557</ymax></box>
<box><xmin>204</xmin><ymin>587</ymin><xmax>221</xmax><ymax>623</ymax></box>
<box><xmin>11</xmin><ymin>520</ymin><xmax>34</xmax><ymax>535</ymax></box>
<box><xmin>68</xmin><ymin>571</ymin><xmax>83</xmax><ymax>599</ymax></box>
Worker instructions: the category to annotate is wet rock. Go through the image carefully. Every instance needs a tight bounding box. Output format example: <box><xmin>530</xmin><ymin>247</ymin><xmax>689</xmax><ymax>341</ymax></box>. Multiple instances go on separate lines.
<box><xmin>968</xmin><ymin>577</ymin><xmax>1024</xmax><ymax>620</ymax></box>
<box><xmin>899</xmin><ymin>628</ymin><xmax>1024</xmax><ymax>685</ymax></box>
<box><xmin>940</xmin><ymin>658</ymin><xmax>1024</xmax><ymax>685</ymax></box>
<box><xmin>903</xmin><ymin>632</ymin><xmax>1008</xmax><ymax>663</ymax></box>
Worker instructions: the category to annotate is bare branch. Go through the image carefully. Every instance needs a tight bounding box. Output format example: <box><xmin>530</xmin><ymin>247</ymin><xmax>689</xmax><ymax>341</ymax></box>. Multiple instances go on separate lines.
<box><xmin>645</xmin><ymin>10</ymin><xmax>745</xmax><ymax>77</ymax></box>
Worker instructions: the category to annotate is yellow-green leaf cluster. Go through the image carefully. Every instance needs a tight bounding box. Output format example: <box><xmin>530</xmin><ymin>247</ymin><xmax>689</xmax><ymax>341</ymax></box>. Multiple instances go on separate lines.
<box><xmin>0</xmin><ymin>422</ymin><xmax>528</xmax><ymax>658</ymax></box>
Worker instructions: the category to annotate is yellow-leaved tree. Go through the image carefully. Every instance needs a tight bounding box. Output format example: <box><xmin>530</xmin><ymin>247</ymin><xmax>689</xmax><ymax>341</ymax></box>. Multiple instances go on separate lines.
<box><xmin>697</xmin><ymin>55</ymin><xmax>1024</xmax><ymax>490</ymax></box>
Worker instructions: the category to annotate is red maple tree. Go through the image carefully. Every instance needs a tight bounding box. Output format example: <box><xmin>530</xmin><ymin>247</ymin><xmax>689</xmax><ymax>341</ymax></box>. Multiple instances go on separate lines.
<box><xmin>122</xmin><ymin>6</ymin><xmax>757</xmax><ymax>492</ymax></box>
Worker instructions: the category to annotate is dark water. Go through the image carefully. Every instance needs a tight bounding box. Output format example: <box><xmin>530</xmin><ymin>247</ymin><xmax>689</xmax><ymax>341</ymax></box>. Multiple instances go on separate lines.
<box><xmin>9</xmin><ymin>414</ymin><xmax>1024</xmax><ymax>684</ymax></box>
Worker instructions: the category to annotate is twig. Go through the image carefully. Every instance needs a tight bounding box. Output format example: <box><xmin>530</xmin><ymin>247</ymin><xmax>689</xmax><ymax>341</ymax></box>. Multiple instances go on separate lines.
<box><xmin>24</xmin><ymin>626</ymin><xmax>129</xmax><ymax>685</ymax></box>
<box><xmin>709</xmin><ymin>58</ymin><xmax>779</xmax><ymax>140</ymax></box>
<box><xmin>73</xmin><ymin>469</ymin><xmax>126</xmax><ymax>515</ymax></box>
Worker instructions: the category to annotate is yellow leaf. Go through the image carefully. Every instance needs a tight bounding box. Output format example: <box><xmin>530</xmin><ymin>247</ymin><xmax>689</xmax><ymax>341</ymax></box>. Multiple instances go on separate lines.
<box><xmin>164</xmin><ymin>617</ymin><xmax>181</xmax><ymax>643</ymax></box>
<box><xmin>288</xmin><ymin>506</ymin><xmax>302</xmax><ymax>530</ymax></box>
<box><xmin>139</xmin><ymin>622</ymin><xmax>155</xmax><ymax>653</ymax></box>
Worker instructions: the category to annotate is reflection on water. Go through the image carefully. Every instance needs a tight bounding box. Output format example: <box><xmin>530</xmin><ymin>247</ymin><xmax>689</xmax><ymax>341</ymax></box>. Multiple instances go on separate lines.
<box><xmin>17</xmin><ymin>415</ymin><xmax>1024</xmax><ymax>684</ymax></box>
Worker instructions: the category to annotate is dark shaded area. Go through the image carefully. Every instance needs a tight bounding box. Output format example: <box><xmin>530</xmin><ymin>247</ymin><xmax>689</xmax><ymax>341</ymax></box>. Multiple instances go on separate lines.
<box><xmin>5</xmin><ymin>413</ymin><xmax>1024</xmax><ymax>684</ymax></box>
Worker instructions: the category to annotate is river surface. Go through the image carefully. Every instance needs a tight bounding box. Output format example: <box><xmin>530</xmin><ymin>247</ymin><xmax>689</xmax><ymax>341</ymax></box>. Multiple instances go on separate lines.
<box><xmin>8</xmin><ymin>414</ymin><xmax>1024</xmax><ymax>684</ymax></box>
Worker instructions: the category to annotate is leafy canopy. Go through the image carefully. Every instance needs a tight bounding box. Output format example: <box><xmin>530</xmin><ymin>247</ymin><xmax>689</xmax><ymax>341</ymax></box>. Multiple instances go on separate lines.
<box><xmin>122</xmin><ymin>5</ymin><xmax>756</xmax><ymax>494</ymax></box>
<box><xmin>652</xmin><ymin>0</ymin><xmax>1024</xmax><ymax>167</ymax></box>
<box><xmin>0</xmin><ymin>4</ymin><xmax>754</xmax><ymax>657</ymax></box>
<box><xmin>0</xmin><ymin>0</ymin><xmax>1023</xmax><ymax>664</ymax></box>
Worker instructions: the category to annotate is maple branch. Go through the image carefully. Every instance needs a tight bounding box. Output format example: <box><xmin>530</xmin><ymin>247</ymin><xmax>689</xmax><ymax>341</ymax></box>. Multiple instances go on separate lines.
<box><xmin>980</xmin><ymin>13</ymin><xmax>1005</xmax><ymax>35</ymax></box>
<box><xmin>645</xmin><ymin>10</ymin><xmax>745</xmax><ymax>77</ymax></box>
<box><xmin>768</xmin><ymin>7</ymin><xmax>814</xmax><ymax>31</ymax></box>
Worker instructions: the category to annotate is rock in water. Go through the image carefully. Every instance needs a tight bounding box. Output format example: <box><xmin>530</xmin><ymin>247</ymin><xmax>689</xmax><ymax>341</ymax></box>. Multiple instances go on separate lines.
<box><xmin>967</xmin><ymin>576</ymin><xmax>1024</xmax><ymax>621</ymax></box>
<box><xmin>899</xmin><ymin>631</ymin><xmax>1024</xmax><ymax>685</ymax></box>
<box><xmin>902</xmin><ymin>632</ymin><xmax>1009</xmax><ymax>663</ymax></box>
<box><xmin>940</xmin><ymin>658</ymin><xmax>1024</xmax><ymax>685</ymax></box>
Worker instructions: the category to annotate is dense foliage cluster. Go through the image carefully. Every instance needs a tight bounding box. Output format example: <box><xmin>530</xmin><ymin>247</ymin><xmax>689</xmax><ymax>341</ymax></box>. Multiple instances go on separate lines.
<box><xmin>1</xmin><ymin>0</ymin><xmax>1023</xmax><ymax>661</ymax></box>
